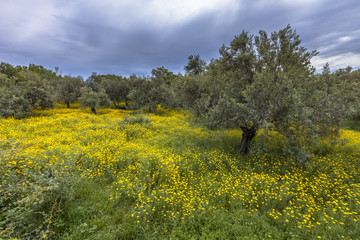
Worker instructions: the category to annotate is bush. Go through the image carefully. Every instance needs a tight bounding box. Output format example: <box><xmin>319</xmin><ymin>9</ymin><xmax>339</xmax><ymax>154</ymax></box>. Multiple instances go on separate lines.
<box><xmin>0</xmin><ymin>139</ymin><xmax>79</xmax><ymax>239</ymax></box>
<box><xmin>0</xmin><ymin>87</ymin><xmax>31</xmax><ymax>118</ymax></box>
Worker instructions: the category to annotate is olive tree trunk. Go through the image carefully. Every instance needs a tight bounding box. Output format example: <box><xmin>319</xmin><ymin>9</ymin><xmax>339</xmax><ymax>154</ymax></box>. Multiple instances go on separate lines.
<box><xmin>239</xmin><ymin>126</ymin><xmax>257</xmax><ymax>155</ymax></box>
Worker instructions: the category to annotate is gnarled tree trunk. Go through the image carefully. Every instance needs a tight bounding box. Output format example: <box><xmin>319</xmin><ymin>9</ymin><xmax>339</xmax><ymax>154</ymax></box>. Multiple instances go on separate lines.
<box><xmin>239</xmin><ymin>126</ymin><xmax>257</xmax><ymax>155</ymax></box>
<box><xmin>91</xmin><ymin>107</ymin><xmax>97</xmax><ymax>114</ymax></box>
<box><xmin>113</xmin><ymin>101</ymin><xmax>120</xmax><ymax>109</ymax></box>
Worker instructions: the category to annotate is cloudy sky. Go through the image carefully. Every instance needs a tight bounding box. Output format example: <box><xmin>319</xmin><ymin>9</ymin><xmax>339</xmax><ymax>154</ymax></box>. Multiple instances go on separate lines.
<box><xmin>0</xmin><ymin>0</ymin><xmax>359</xmax><ymax>78</ymax></box>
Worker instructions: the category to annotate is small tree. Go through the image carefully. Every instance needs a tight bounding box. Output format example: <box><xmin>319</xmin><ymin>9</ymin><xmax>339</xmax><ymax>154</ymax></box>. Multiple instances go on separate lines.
<box><xmin>127</xmin><ymin>75</ymin><xmax>156</xmax><ymax>112</ymax></box>
<box><xmin>127</xmin><ymin>67</ymin><xmax>177</xmax><ymax>112</ymax></box>
<box><xmin>150</xmin><ymin>67</ymin><xmax>177</xmax><ymax>109</ymax></box>
<box><xmin>57</xmin><ymin>75</ymin><xmax>84</xmax><ymax>108</ymax></box>
<box><xmin>98</xmin><ymin>75</ymin><xmax>130</xmax><ymax>109</ymax></box>
<box><xmin>78</xmin><ymin>87</ymin><xmax>110</xmax><ymax>114</ymax></box>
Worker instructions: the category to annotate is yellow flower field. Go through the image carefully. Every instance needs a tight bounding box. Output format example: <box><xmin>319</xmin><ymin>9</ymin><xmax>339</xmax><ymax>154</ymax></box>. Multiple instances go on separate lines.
<box><xmin>1</xmin><ymin>106</ymin><xmax>359</xmax><ymax>239</ymax></box>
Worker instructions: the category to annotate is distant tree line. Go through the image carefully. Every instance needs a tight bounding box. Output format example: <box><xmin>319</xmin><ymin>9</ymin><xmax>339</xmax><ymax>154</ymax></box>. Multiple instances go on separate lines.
<box><xmin>1</xmin><ymin>25</ymin><xmax>359</xmax><ymax>160</ymax></box>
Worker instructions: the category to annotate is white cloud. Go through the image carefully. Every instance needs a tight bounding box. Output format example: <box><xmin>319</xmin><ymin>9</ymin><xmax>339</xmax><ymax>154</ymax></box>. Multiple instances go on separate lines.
<box><xmin>0</xmin><ymin>1</ymin><xmax>51</xmax><ymax>38</ymax></box>
<box><xmin>148</xmin><ymin>0</ymin><xmax>240</xmax><ymax>25</ymax></box>
<box><xmin>0</xmin><ymin>0</ymin><xmax>75</xmax><ymax>46</ymax></box>
<box><xmin>282</xmin><ymin>0</ymin><xmax>322</xmax><ymax>5</ymax></box>
<box><xmin>315</xmin><ymin>34</ymin><xmax>356</xmax><ymax>57</ymax></box>
<box><xmin>338</xmin><ymin>36</ymin><xmax>353</xmax><ymax>43</ymax></box>
<box><xmin>71</xmin><ymin>0</ymin><xmax>240</xmax><ymax>30</ymax></box>
<box><xmin>312</xmin><ymin>52</ymin><xmax>360</xmax><ymax>71</ymax></box>
<box><xmin>252</xmin><ymin>0</ymin><xmax>322</xmax><ymax>8</ymax></box>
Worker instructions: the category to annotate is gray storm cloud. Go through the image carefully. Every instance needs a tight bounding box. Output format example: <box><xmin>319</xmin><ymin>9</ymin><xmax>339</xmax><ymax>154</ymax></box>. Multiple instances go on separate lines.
<box><xmin>0</xmin><ymin>0</ymin><xmax>359</xmax><ymax>77</ymax></box>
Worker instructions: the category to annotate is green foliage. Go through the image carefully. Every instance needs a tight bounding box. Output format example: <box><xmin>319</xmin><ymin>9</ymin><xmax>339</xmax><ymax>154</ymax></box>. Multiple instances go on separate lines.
<box><xmin>339</xmin><ymin>68</ymin><xmax>360</xmax><ymax>119</ymax></box>
<box><xmin>174</xmin><ymin>75</ymin><xmax>200</xmax><ymax>108</ymax></box>
<box><xmin>127</xmin><ymin>75</ymin><xmax>156</xmax><ymax>112</ymax></box>
<box><xmin>56</xmin><ymin>75</ymin><xmax>84</xmax><ymax>108</ymax></box>
<box><xmin>0</xmin><ymin>86</ymin><xmax>31</xmax><ymax>119</ymax></box>
<box><xmin>127</xmin><ymin>67</ymin><xmax>180</xmax><ymax>112</ymax></box>
<box><xmin>0</xmin><ymin>62</ymin><xmax>59</xmax><ymax>118</ymax></box>
<box><xmin>343</xmin><ymin>120</ymin><xmax>360</xmax><ymax>131</ymax></box>
<box><xmin>0</xmin><ymin>62</ymin><xmax>24</xmax><ymax>78</ymax></box>
<box><xmin>0</xmin><ymin>73</ymin><xmax>16</xmax><ymax>87</ymax></box>
<box><xmin>184</xmin><ymin>54</ymin><xmax>207</xmax><ymax>76</ymax></box>
<box><xmin>78</xmin><ymin>87</ymin><xmax>110</xmax><ymax>114</ymax></box>
<box><xmin>151</xmin><ymin>67</ymin><xmax>181</xmax><ymax>108</ymax></box>
<box><xmin>0</xmin><ymin>139</ymin><xmax>79</xmax><ymax>239</ymax></box>
<box><xmin>17</xmin><ymin>70</ymin><xmax>55</xmax><ymax>109</ymax></box>
<box><xmin>187</xmin><ymin>25</ymin><xmax>349</xmax><ymax>160</ymax></box>
<box><xmin>306</xmin><ymin>64</ymin><xmax>350</xmax><ymax>136</ymax></box>
<box><xmin>0</xmin><ymin>74</ymin><xmax>31</xmax><ymax>118</ymax></box>
<box><xmin>27</xmin><ymin>64</ymin><xmax>58</xmax><ymax>82</ymax></box>
<box><xmin>85</xmin><ymin>72</ymin><xmax>102</xmax><ymax>91</ymax></box>
<box><xmin>98</xmin><ymin>74</ymin><xmax>130</xmax><ymax>109</ymax></box>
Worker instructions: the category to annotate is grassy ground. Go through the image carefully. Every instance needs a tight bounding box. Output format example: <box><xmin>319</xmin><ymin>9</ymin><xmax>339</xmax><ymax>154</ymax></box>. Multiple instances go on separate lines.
<box><xmin>1</xmin><ymin>106</ymin><xmax>359</xmax><ymax>239</ymax></box>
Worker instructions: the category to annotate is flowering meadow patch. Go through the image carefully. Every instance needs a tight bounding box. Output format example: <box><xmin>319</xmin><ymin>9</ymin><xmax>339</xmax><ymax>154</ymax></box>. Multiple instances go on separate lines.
<box><xmin>0</xmin><ymin>107</ymin><xmax>359</xmax><ymax>239</ymax></box>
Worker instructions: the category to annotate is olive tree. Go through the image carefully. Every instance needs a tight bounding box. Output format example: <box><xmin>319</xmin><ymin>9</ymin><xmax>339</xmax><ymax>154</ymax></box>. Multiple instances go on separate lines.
<box><xmin>57</xmin><ymin>75</ymin><xmax>85</xmax><ymax>108</ymax></box>
<box><xmin>78</xmin><ymin>87</ymin><xmax>110</xmax><ymax>114</ymax></box>
<box><xmin>127</xmin><ymin>75</ymin><xmax>155</xmax><ymax>112</ymax></box>
<box><xmin>98</xmin><ymin>75</ymin><xmax>130</xmax><ymax>109</ymax></box>
<box><xmin>190</xmin><ymin>25</ymin><xmax>347</xmax><ymax>162</ymax></box>
<box><xmin>127</xmin><ymin>67</ymin><xmax>177</xmax><ymax>112</ymax></box>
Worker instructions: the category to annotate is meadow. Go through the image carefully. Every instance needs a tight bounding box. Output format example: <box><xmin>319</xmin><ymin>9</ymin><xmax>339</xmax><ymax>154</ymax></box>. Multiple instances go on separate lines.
<box><xmin>0</xmin><ymin>105</ymin><xmax>359</xmax><ymax>239</ymax></box>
